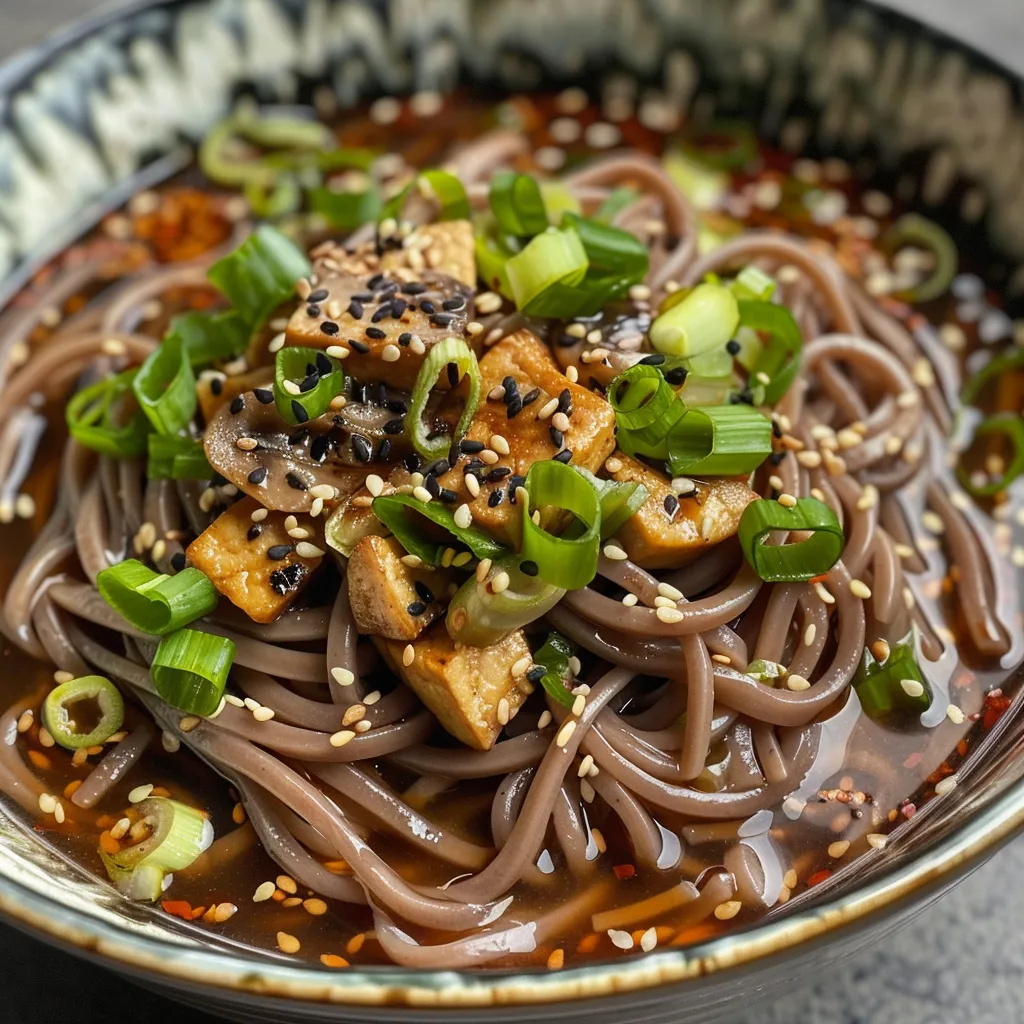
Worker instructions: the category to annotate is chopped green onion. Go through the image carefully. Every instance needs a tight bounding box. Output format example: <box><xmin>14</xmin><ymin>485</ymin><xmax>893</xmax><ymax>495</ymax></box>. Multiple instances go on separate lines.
<box><xmin>446</xmin><ymin>554</ymin><xmax>564</xmax><ymax>647</ymax></box>
<box><xmin>532</xmin><ymin>632</ymin><xmax>577</xmax><ymax>709</ymax></box>
<box><xmin>65</xmin><ymin>369</ymin><xmax>149</xmax><ymax>458</ymax></box>
<box><xmin>101</xmin><ymin>796</ymin><xmax>214</xmax><ymax>902</ymax></box>
<box><xmin>408</xmin><ymin>337</ymin><xmax>481</xmax><ymax>460</ymax></box>
<box><xmin>680</xmin><ymin>120</ymin><xmax>758</xmax><ymax>171</ymax></box>
<box><xmin>133</xmin><ymin>334</ymin><xmax>197</xmax><ymax>436</ymax></box>
<box><xmin>649</xmin><ymin>282</ymin><xmax>740</xmax><ymax>359</ymax></box>
<box><xmin>854</xmin><ymin>630</ymin><xmax>931</xmax><ymax>720</ymax></box>
<box><xmin>665</xmin><ymin>405</ymin><xmax>773</xmax><ymax>476</ymax></box>
<box><xmin>540</xmin><ymin>182</ymin><xmax>581</xmax><ymax>222</ymax></box>
<box><xmin>380</xmin><ymin>169</ymin><xmax>470</xmax><ymax>224</ymax></box>
<box><xmin>372</xmin><ymin>493</ymin><xmax>506</xmax><ymax>568</ymax></box>
<box><xmin>882</xmin><ymin>214</ymin><xmax>958</xmax><ymax>303</ymax></box>
<box><xmin>957</xmin><ymin>414</ymin><xmax>1024</xmax><ymax>497</ymax></box>
<box><xmin>207</xmin><ymin>225</ymin><xmax>311</xmax><ymax>329</ymax></box>
<box><xmin>310</xmin><ymin>184</ymin><xmax>382</xmax><ymax>231</ymax></box>
<box><xmin>961</xmin><ymin>347</ymin><xmax>1024</xmax><ymax>406</ymax></box>
<box><xmin>489</xmin><ymin>171</ymin><xmax>549</xmax><ymax>237</ymax></box>
<box><xmin>737</xmin><ymin>299</ymin><xmax>804</xmax><ymax>405</ymax></box>
<box><xmin>562</xmin><ymin>213</ymin><xmax>648</xmax><ymax>284</ymax></box>
<box><xmin>147</xmin><ymin>434</ymin><xmax>214</xmax><ymax>480</ymax></box>
<box><xmin>663</xmin><ymin>151</ymin><xmax>730</xmax><ymax>211</ymax></box>
<box><xmin>522</xmin><ymin>460</ymin><xmax>602</xmax><ymax>590</ymax></box>
<box><xmin>592</xmin><ymin>187</ymin><xmax>639</xmax><ymax>223</ymax></box>
<box><xmin>737</xmin><ymin>497</ymin><xmax>845</xmax><ymax>583</ymax></box>
<box><xmin>244</xmin><ymin>175</ymin><xmax>302</xmax><ymax>219</ymax></box>
<box><xmin>474</xmin><ymin>220</ymin><xmax>514</xmax><ymax>296</ymax></box>
<box><xmin>745</xmin><ymin>660</ymin><xmax>784</xmax><ymax>685</ymax></box>
<box><xmin>682</xmin><ymin>346</ymin><xmax>735</xmax><ymax>379</ymax></box>
<box><xmin>42</xmin><ymin>676</ymin><xmax>125</xmax><ymax>750</ymax></box>
<box><xmin>506</xmin><ymin>227</ymin><xmax>590</xmax><ymax>316</ymax></box>
<box><xmin>151</xmin><ymin>628</ymin><xmax>235</xmax><ymax>717</ymax></box>
<box><xmin>732</xmin><ymin>266</ymin><xmax>777</xmax><ymax>302</ymax></box>
<box><xmin>97</xmin><ymin>559</ymin><xmax>219</xmax><ymax>635</ymax></box>
<box><xmin>274</xmin><ymin>346</ymin><xmax>345</xmax><ymax>426</ymax></box>
<box><xmin>573</xmin><ymin>466</ymin><xmax>648</xmax><ymax>539</ymax></box>
<box><xmin>170</xmin><ymin>310</ymin><xmax>250</xmax><ymax>367</ymax></box>
<box><xmin>608</xmin><ymin>364</ymin><xmax>687</xmax><ymax>461</ymax></box>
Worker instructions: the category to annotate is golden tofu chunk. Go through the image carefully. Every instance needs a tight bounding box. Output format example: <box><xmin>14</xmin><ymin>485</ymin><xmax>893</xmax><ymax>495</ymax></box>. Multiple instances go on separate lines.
<box><xmin>186</xmin><ymin>496</ymin><xmax>323</xmax><ymax>623</ymax></box>
<box><xmin>347</xmin><ymin>535</ymin><xmax>454</xmax><ymax>641</ymax></box>
<box><xmin>196</xmin><ymin>366</ymin><xmax>272</xmax><ymax>424</ymax></box>
<box><xmin>380</xmin><ymin>220</ymin><xmax>477</xmax><ymax>288</ymax></box>
<box><xmin>377</xmin><ymin>623</ymin><xmax>532</xmax><ymax>750</ymax></box>
<box><xmin>606</xmin><ymin>452</ymin><xmax>757</xmax><ymax>569</ymax></box>
<box><xmin>434</xmin><ymin>330</ymin><xmax>617</xmax><ymax>546</ymax></box>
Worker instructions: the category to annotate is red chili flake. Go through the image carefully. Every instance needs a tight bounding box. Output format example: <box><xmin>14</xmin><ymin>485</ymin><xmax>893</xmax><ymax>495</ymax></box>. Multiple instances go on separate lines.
<box><xmin>982</xmin><ymin>690</ymin><xmax>1011</xmax><ymax>731</ymax></box>
<box><xmin>807</xmin><ymin>870</ymin><xmax>831</xmax><ymax>887</ymax></box>
<box><xmin>926</xmin><ymin>761</ymin><xmax>954</xmax><ymax>785</ymax></box>
<box><xmin>956</xmin><ymin>739</ymin><xmax>969</xmax><ymax>757</ymax></box>
<box><xmin>903</xmin><ymin>751</ymin><xmax>923</xmax><ymax>769</ymax></box>
<box><xmin>613</xmin><ymin>864</ymin><xmax>636</xmax><ymax>881</ymax></box>
<box><xmin>161</xmin><ymin>900</ymin><xmax>194</xmax><ymax>920</ymax></box>
<box><xmin>808</xmin><ymin>574</ymin><xmax>830</xmax><ymax>585</ymax></box>
<box><xmin>901</xmin><ymin>801</ymin><xmax>917</xmax><ymax>820</ymax></box>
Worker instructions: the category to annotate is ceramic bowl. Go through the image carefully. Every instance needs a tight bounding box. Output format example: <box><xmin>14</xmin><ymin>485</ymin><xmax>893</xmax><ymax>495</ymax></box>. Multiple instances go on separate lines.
<box><xmin>1</xmin><ymin>1</ymin><xmax>1023</xmax><ymax>1020</ymax></box>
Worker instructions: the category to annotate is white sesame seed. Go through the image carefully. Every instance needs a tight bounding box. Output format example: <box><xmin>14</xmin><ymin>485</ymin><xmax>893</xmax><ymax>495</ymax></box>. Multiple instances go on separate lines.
<box><xmin>465</xmin><ymin>321</ymin><xmax>484</xmax><ymax>336</ymax></box>
<box><xmin>555</xmin><ymin>720</ymin><xmax>577</xmax><ymax>748</ymax></box>
<box><xmin>363</xmin><ymin>474</ymin><xmax>384</xmax><ymax>498</ymax></box>
<box><xmin>866</xmin><ymin>833</ymin><xmax>888</xmax><ymax>850</ymax></box>
<box><xmin>325</xmin><ymin>345</ymin><xmax>349</xmax><ymax>360</ymax></box>
<box><xmin>479</xmin><ymin>449</ymin><xmax>499</xmax><ymax>465</ymax></box>
<box><xmin>489</xmin><ymin>434</ymin><xmax>510</xmax><ymax>456</ymax></box>
<box><xmin>441</xmin><ymin>547</ymin><xmax>456</xmax><ymax>567</ymax></box>
<box><xmin>354</xmin><ymin>719</ymin><xmax>372</xmax><ymax>734</ymax></box>
<box><xmin>656</xmin><ymin>606</ymin><xmax>685</xmax><ymax>624</ymax></box>
<box><xmin>511</xmin><ymin>656</ymin><xmax>532</xmax><ymax>678</ymax></box>
<box><xmin>814</xmin><ymin>581</ymin><xmax>836</xmax><ymax>605</ymax></box>
<box><xmin>179</xmin><ymin>716</ymin><xmax>201</xmax><ymax>732</ymax></box>
<box><xmin>921</xmin><ymin>510</ymin><xmax>945</xmax><ymax>534</ymax></box>
<box><xmin>657</xmin><ymin>582</ymin><xmax>684</xmax><ymax>602</ymax></box>
<box><xmin>828</xmin><ymin>840</ymin><xmax>851</xmax><ymax>859</ymax></box>
<box><xmin>15</xmin><ymin>494</ymin><xmax>35</xmax><ymax>520</ymax></box>
<box><xmin>38</xmin><ymin>793</ymin><xmax>57</xmax><ymax>815</ymax></box>
<box><xmin>475</xmin><ymin>558</ymin><xmax>492</xmax><ymax>583</ymax></box>
<box><xmin>128</xmin><ymin>784</ymin><xmax>154</xmax><ymax>804</ymax></box>
<box><xmin>640</xmin><ymin>926</ymin><xmax>658</xmax><ymax>952</ymax></box>
<box><xmin>252</xmin><ymin>706</ymin><xmax>276</xmax><ymax>722</ymax></box>
<box><xmin>400</xmin><ymin>554</ymin><xmax>423</xmax><ymax>568</ymax></box>
<box><xmin>454</xmin><ymin>503</ymin><xmax>473</xmax><ymax>530</ymax></box>
<box><xmin>491</xmin><ymin>571</ymin><xmax>511</xmax><ymax>594</ymax></box>
<box><xmin>496</xmin><ymin>698</ymin><xmax>510</xmax><ymax>726</ymax></box>
<box><xmin>849</xmin><ymin>579</ymin><xmax>872</xmax><ymax>600</ymax></box>
<box><xmin>282</xmin><ymin>379</ymin><xmax>301</xmax><ymax>396</ymax></box>
<box><xmin>787</xmin><ymin>674</ymin><xmax>811</xmax><ymax>691</ymax></box>
<box><xmin>671</xmin><ymin>477</ymin><xmax>696</xmax><ymax>497</ymax></box>
<box><xmin>777</xmin><ymin>493</ymin><xmax>798</xmax><ymax>508</ymax></box>
<box><xmin>101</xmin><ymin>337</ymin><xmax>127</xmax><ymax>357</ymax></box>
<box><xmin>912</xmin><ymin>358</ymin><xmax>936</xmax><ymax>388</ymax></box>
<box><xmin>572</xmin><ymin>694</ymin><xmax>586</xmax><ymax>717</ymax></box>
<box><xmin>331</xmin><ymin>667</ymin><xmax>355</xmax><ymax>687</ymax></box>
<box><xmin>900</xmin><ymin>678</ymin><xmax>925</xmax><ymax>698</ymax></box>
<box><xmin>268</xmin><ymin>333</ymin><xmax>286</xmax><ymax>354</ymax></box>
<box><xmin>565</xmin><ymin>365</ymin><xmax>579</xmax><ymax>383</ymax></box>
<box><xmin>330</xmin><ymin>730</ymin><xmax>356</xmax><ymax>747</ymax></box>
<box><xmin>475</xmin><ymin>291</ymin><xmax>503</xmax><ymax>315</ymax></box>
<box><xmin>465</xmin><ymin>474</ymin><xmax>481</xmax><ymax>498</ymax></box>
<box><xmin>251</xmin><ymin>507</ymin><xmax>269</xmax><ymax>522</ymax></box>
<box><xmin>803</xmin><ymin>624</ymin><xmax>817</xmax><ymax>647</ymax></box>
<box><xmin>381</xmin><ymin>344</ymin><xmax>401</xmax><ymax>363</ymax></box>
<box><xmin>537</xmin><ymin>710</ymin><xmax>553</xmax><ymax>729</ymax></box>
<box><xmin>296</xmin><ymin>542</ymin><xmax>325</xmax><ymax>559</ymax></box>
<box><xmin>603</xmin><ymin>543</ymin><xmax>628</xmax><ymax>561</ymax></box>
<box><xmin>934</xmin><ymin>776</ymin><xmax>958</xmax><ymax>796</ymax></box>
<box><xmin>578</xmin><ymin>754</ymin><xmax>595</xmax><ymax>778</ymax></box>
<box><xmin>402</xmin><ymin>644</ymin><xmax>416</xmax><ymax>667</ymax></box>
<box><xmin>946</xmin><ymin>704</ymin><xmax>966</xmax><ymax>724</ymax></box>
<box><xmin>412</xmin><ymin>486</ymin><xmax>433</xmax><ymax>503</ymax></box>
<box><xmin>714</xmin><ymin>900</ymin><xmax>742</xmax><ymax>921</ymax></box>
<box><xmin>654</xmin><ymin>596</ymin><xmax>678</xmax><ymax>609</ymax></box>
<box><xmin>580</xmin><ymin>778</ymin><xmax>596</xmax><ymax>803</ymax></box>
<box><xmin>538</xmin><ymin>397</ymin><xmax>559</xmax><ymax>420</ymax></box>
<box><xmin>608</xmin><ymin>929</ymin><xmax>635</xmax><ymax>950</ymax></box>
<box><xmin>410</xmin><ymin>337</ymin><xmax>426</xmax><ymax>355</ymax></box>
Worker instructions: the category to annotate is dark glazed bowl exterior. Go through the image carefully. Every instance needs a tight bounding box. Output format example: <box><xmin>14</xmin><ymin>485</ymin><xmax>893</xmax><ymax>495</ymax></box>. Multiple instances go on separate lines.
<box><xmin>1</xmin><ymin>1</ymin><xmax>1024</xmax><ymax>1020</ymax></box>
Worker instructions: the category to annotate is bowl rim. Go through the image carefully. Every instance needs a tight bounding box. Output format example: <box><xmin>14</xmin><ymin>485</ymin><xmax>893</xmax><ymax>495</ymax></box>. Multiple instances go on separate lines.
<box><xmin>1</xmin><ymin>0</ymin><xmax>1023</xmax><ymax>1010</ymax></box>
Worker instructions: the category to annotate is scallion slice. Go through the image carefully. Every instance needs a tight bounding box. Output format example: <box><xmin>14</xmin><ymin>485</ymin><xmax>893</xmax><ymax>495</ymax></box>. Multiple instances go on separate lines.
<box><xmin>957</xmin><ymin>414</ymin><xmax>1024</xmax><ymax>497</ymax></box>
<box><xmin>854</xmin><ymin>630</ymin><xmax>931</xmax><ymax>719</ymax></box>
<box><xmin>274</xmin><ymin>346</ymin><xmax>345</xmax><ymax>426</ymax></box>
<box><xmin>649</xmin><ymin>282</ymin><xmax>740</xmax><ymax>359</ymax></box>
<box><xmin>446</xmin><ymin>554</ymin><xmax>564</xmax><ymax>647</ymax></box>
<box><xmin>132</xmin><ymin>334</ymin><xmax>196</xmax><ymax>436</ymax></box>
<box><xmin>151</xmin><ymin>628</ymin><xmax>235</xmax><ymax>717</ymax></box>
<box><xmin>244</xmin><ymin>175</ymin><xmax>302</xmax><ymax>219</ymax></box>
<box><xmin>372</xmin><ymin>493</ymin><xmax>506</xmax><ymax>568</ymax></box>
<box><xmin>961</xmin><ymin>347</ymin><xmax>1024</xmax><ymax>406</ymax></box>
<box><xmin>608</xmin><ymin>364</ymin><xmax>687</xmax><ymax>461</ymax></box>
<box><xmin>522</xmin><ymin>460</ymin><xmax>602</xmax><ymax>590</ymax></box>
<box><xmin>593</xmin><ymin>187</ymin><xmax>639</xmax><ymax>223</ymax></box>
<box><xmin>408</xmin><ymin>337</ymin><xmax>481</xmax><ymax>460</ymax></box>
<box><xmin>737</xmin><ymin>497</ymin><xmax>845</xmax><ymax>583</ymax></box>
<box><xmin>737</xmin><ymin>299</ymin><xmax>803</xmax><ymax>405</ymax></box>
<box><xmin>147</xmin><ymin>434</ymin><xmax>213</xmax><ymax>480</ymax></box>
<box><xmin>380</xmin><ymin>169</ymin><xmax>470</xmax><ymax>224</ymax></box>
<box><xmin>42</xmin><ymin>675</ymin><xmax>125</xmax><ymax>750</ymax></box>
<box><xmin>65</xmin><ymin>369</ymin><xmax>149</xmax><ymax>458</ymax></box>
<box><xmin>489</xmin><ymin>171</ymin><xmax>549</xmax><ymax>237</ymax></box>
<box><xmin>310</xmin><ymin>185</ymin><xmax>382</xmax><ymax>231</ymax></box>
<box><xmin>170</xmin><ymin>310</ymin><xmax>251</xmax><ymax>367</ymax></box>
<box><xmin>563</xmin><ymin>212</ymin><xmax>648</xmax><ymax>283</ymax></box>
<box><xmin>532</xmin><ymin>632</ymin><xmax>577</xmax><ymax>709</ymax></box>
<box><xmin>732</xmin><ymin>266</ymin><xmax>777</xmax><ymax>302</ymax></box>
<box><xmin>207</xmin><ymin>225</ymin><xmax>311</xmax><ymax>329</ymax></box>
<box><xmin>573</xmin><ymin>466</ymin><xmax>648</xmax><ymax>539</ymax></box>
<box><xmin>97</xmin><ymin>559</ymin><xmax>219</xmax><ymax>635</ymax></box>
<box><xmin>506</xmin><ymin>227</ymin><xmax>590</xmax><ymax>317</ymax></box>
<box><xmin>666</xmin><ymin>405</ymin><xmax>773</xmax><ymax>476</ymax></box>
<box><xmin>101</xmin><ymin>796</ymin><xmax>214</xmax><ymax>902</ymax></box>
<box><xmin>882</xmin><ymin>214</ymin><xmax>958</xmax><ymax>303</ymax></box>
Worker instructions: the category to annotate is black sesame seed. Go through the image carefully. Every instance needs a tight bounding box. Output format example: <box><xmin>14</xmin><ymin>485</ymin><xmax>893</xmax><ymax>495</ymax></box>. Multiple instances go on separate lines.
<box><xmin>347</xmin><ymin>299</ymin><xmax>364</xmax><ymax>319</ymax></box>
<box><xmin>663</xmin><ymin>493</ymin><xmax>679</xmax><ymax>519</ymax></box>
<box><xmin>557</xmin><ymin>388</ymin><xmax>572</xmax><ymax>413</ymax></box>
<box><xmin>520</xmin><ymin>560</ymin><xmax>539</xmax><ymax>577</ymax></box>
<box><xmin>350</xmin><ymin>339</ymin><xmax>370</xmax><ymax>354</ymax></box>
<box><xmin>404</xmin><ymin>453</ymin><xmax>422</xmax><ymax>472</ymax></box>
<box><xmin>638</xmin><ymin>353</ymin><xmax>666</xmax><ymax>366</ymax></box>
<box><xmin>420</xmin><ymin>300</ymin><xmax>436</xmax><ymax>315</ymax></box>
<box><xmin>526</xmin><ymin>665</ymin><xmax>546</xmax><ymax>683</ymax></box>
<box><xmin>407</xmin><ymin>600</ymin><xmax>427</xmax><ymax>616</ymax></box>
<box><xmin>254</xmin><ymin>388</ymin><xmax>274</xmax><ymax>405</ymax></box>
<box><xmin>299</xmin><ymin>373</ymin><xmax>319</xmax><ymax>393</ymax></box>
<box><xmin>386</xmin><ymin>398</ymin><xmax>408</xmax><ymax>414</ymax></box>
<box><xmin>229</xmin><ymin>395</ymin><xmax>245</xmax><ymax>415</ymax></box>
<box><xmin>553</xmin><ymin>449</ymin><xmax>573</xmax><ymax>464</ymax></box>
<box><xmin>247</xmin><ymin>466</ymin><xmax>268</xmax><ymax>485</ymax></box>
<box><xmin>291</xmin><ymin>399</ymin><xmax>309</xmax><ymax>423</ymax></box>
<box><xmin>521</xmin><ymin>387</ymin><xmax>541</xmax><ymax>407</ymax></box>
<box><xmin>664</xmin><ymin>367</ymin><xmax>688</xmax><ymax>385</ymax></box>
<box><xmin>557</xmin><ymin>332</ymin><xmax>580</xmax><ymax>347</ymax></box>
<box><xmin>321</xmin><ymin>321</ymin><xmax>340</xmax><ymax>335</ymax></box>
<box><xmin>414</xmin><ymin>581</ymin><xmax>434</xmax><ymax>603</ymax></box>
<box><xmin>269</xmin><ymin>563</ymin><xmax>305</xmax><ymax>595</ymax></box>
<box><xmin>772</xmin><ymin>419</ymin><xmax>783</xmax><ymax>439</ymax></box>
<box><xmin>371</xmin><ymin>305</ymin><xmax>390</xmax><ymax>323</ymax></box>
<box><xmin>352</xmin><ymin>292</ymin><xmax>373</xmax><ymax>302</ymax></box>
<box><xmin>442</xmin><ymin>296</ymin><xmax>465</xmax><ymax>311</ymax></box>
<box><xmin>726</xmin><ymin>339</ymin><xmax>741</xmax><ymax>356</ymax></box>
<box><xmin>769</xmin><ymin>451</ymin><xmax>787</xmax><ymax>465</ymax></box>
<box><xmin>430</xmin><ymin>313</ymin><xmax>455</xmax><ymax>328</ymax></box>
<box><xmin>376</xmin><ymin>438</ymin><xmax>391</xmax><ymax>462</ymax></box>
<box><xmin>375</xmin><ymin>382</ymin><xmax>387</xmax><ymax>406</ymax></box>
<box><xmin>267</xmin><ymin>543</ymin><xmax>293</xmax><ymax>561</ymax></box>
<box><xmin>401</xmin><ymin>282</ymin><xmax>427</xmax><ymax>295</ymax></box>
<box><xmin>211</xmin><ymin>471</ymin><xmax>228</xmax><ymax>487</ymax></box>
<box><xmin>446</xmin><ymin>361</ymin><xmax>461</xmax><ymax>387</ymax></box>
<box><xmin>508</xmin><ymin>474</ymin><xmax>526</xmax><ymax>494</ymax></box>
<box><xmin>367</xmin><ymin>274</ymin><xmax>386</xmax><ymax>290</ymax></box>
<box><xmin>316</xmin><ymin>352</ymin><xmax>333</xmax><ymax>376</ymax></box>
<box><xmin>308</xmin><ymin>288</ymin><xmax>329</xmax><ymax>303</ymax></box>
<box><xmin>502</xmin><ymin>376</ymin><xmax>519</xmax><ymax>397</ymax></box>
<box><xmin>425</xmin><ymin>474</ymin><xmax>441</xmax><ymax>498</ymax></box>
<box><xmin>351</xmin><ymin>434</ymin><xmax>372</xmax><ymax>463</ymax></box>
<box><xmin>391</xmin><ymin>298</ymin><xmax>407</xmax><ymax>318</ymax></box>
<box><xmin>247</xmin><ymin>524</ymin><xmax>262</xmax><ymax>541</ymax></box>
<box><xmin>170</xmin><ymin>552</ymin><xmax>187</xmax><ymax>572</ymax></box>
<box><xmin>438</xmin><ymin>488</ymin><xmax>459</xmax><ymax>503</ymax></box>
<box><xmin>306</xmin><ymin>304</ymin><xmax>321</xmax><ymax>318</ymax></box>
<box><xmin>506</xmin><ymin>397</ymin><xmax>523</xmax><ymax>419</ymax></box>
<box><xmin>309</xmin><ymin>435</ymin><xmax>330</xmax><ymax>463</ymax></box>
<box><xmin>464</xmin><ymin>458</ymin><xmax>484</xmax><ymax>472</ymax></box>
<box><xmin>210</xmin><ymin>377</ymin><xmax>223</xmax><ymax>396</ymax></box>
<box><xmin>429</xmin><ymin>458</ymin><xmax>450</xmax><ymax>477</ymax></box>
<box><xmin>737</xmin><ymin>388</ymin><xmax>755</xmax><ymax>406</ymax></box>
<box><xmin>549</xmin><ymin>426</ymin><xmax>564</xmax><ymax>448</ymax></box>
<box><xmin>286</xmin><ymin>472</ymin><xmax>308</xmax><ymax>491</ymax></box>
<box><xmin>398</xmin><ymin>332</ymin><xmax>413</xmax><ymax>347</ymax></box>
<box><xmin>487</xmin><ymin>466</ymin><xmax>512</xmax><ymax>482</ymax></box>
<box><xmin>728</xmin><ymin>393</ymin><xmax>743</xmax><ymax>405</ymax></box>
<box><xmin>383</xmin><ymin>417</ymin><xmax>405</xmax><ymax>435</ymax></box>
<box><xmin>289</xmin><ymin>426</ymin><xmax>310</xmax><ymax>445</ymax></box>
<box><xmin>488</xmin><ymin>489</ymin><xmax>504</xmax><ymax>507</ymax></box>
<box><xmin>460</xmin><ymin>439</ymin><xmax>485</xmax><ymax>454</ymax></box>
<box><xmin>365</xmin><ymin>327</ymin><xmax>386</xmax><ymax>340</ymax></box>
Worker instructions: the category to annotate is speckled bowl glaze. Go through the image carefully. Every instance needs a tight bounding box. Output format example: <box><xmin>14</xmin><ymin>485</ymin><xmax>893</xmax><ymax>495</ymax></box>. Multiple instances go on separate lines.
<box><xmin>1</xmin><ymin>1</ymin><xmax>1024</xmax><ymax>1021</ymax></box>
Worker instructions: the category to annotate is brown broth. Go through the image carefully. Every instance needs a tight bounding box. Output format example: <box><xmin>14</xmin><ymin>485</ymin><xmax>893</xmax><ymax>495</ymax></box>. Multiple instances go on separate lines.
<box><xmin>0</xmin><ymin>88</ymin><xmax>1021</xmax><ymax>969</ymax></box>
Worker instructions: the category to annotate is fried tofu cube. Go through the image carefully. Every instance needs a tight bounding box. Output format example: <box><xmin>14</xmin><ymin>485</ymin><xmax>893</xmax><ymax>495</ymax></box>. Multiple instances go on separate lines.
<box><xmin>347</xmin><ymin>535</ymin><xmax>454</xmax><ymax>641</ymax></box>
<box><xmin>605</xmin><ymin>452</ymin><xmax>757</xmax><ymax>570</ymax></box>
<box><xmin>434</xmin><ymin>330</ymin><xmax>617</xmax><ymax>546</ymax></box>
<box><xmin>377</xmin><ymin>623</ymin><xmax>532</xmax><ymax>750</ymax></box>
<box><xmin>380</xmin><ymin>220</ymin><xmax>477</xmax><ymax>288</ymax></box>
<box><xmin>186</xmin><ymin>496</ymin><xmax>323</xmax><ymax>623</ymax></box>
<box><xmin>196</xmin><ymin>366</ymin><xmax>272</xmax><ymax>424</ymax></box>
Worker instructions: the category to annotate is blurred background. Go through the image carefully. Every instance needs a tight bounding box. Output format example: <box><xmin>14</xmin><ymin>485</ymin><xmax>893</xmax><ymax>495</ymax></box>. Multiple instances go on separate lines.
<box><xmin>1</xmin><ymin>2</ymin><xmax>1023</xmax><ymax>1022</ymax></box>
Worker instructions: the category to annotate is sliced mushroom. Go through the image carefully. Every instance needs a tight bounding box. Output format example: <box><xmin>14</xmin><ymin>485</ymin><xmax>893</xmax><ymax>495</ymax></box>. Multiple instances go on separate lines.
<box><xmin>551</xmin><ymin>303</ymin><xmax>654</xmax><ymax>388</ymax></box>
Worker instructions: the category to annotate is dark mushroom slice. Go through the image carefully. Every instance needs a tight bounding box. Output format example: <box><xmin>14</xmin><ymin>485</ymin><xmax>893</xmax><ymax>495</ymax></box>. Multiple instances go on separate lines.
<box><xmin>551</xmin><ymin>303</ymin><xmax>654</xmax><ymax>388</ymax></box>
